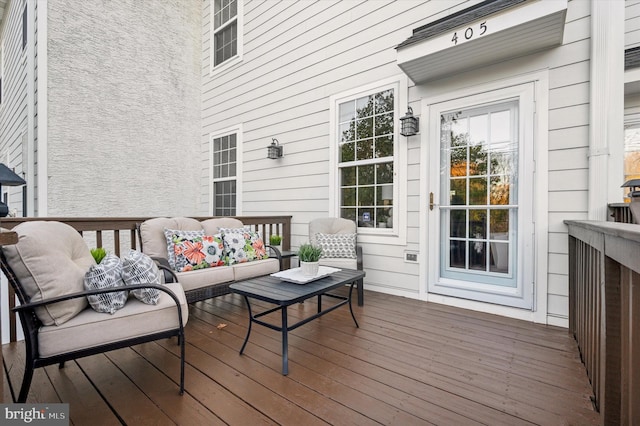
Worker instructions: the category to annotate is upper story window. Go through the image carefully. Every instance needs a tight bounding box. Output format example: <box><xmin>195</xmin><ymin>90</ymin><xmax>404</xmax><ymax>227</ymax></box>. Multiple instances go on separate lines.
<box><xmin>338</xmin><ymin>87</ymin><xmax>395</xmax><ymax>230</ymax></box>
<box><xmin>212</xmin><ymin>132</ymin><xmax>238</xmax><ymax>216</ymax></box>
<box><xmin>212</xmin><ymin>0</ymin><xmax>241</xmax><ymax>69</ymax></box>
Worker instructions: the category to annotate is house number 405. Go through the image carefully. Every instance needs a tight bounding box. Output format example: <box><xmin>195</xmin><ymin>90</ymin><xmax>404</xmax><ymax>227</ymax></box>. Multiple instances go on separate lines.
<box><xmin>451</xmin><ymin>21</ymin><xmax>487</xmax><ymax>45</ymax></box>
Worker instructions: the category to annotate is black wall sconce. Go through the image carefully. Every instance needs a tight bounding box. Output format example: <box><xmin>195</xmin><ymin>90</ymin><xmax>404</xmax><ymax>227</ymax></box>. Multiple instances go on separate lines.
<box><xmin>399</xmin><ymin>106</ymin><xmax>419</xmax><ymax>137</ymax></box>
<box><xmin>0</xmin><ymin>163</ymin><xmax>26</xmax><ymax>217</ymax></box>
<box><xmin>267</xmin><ymin>138</ymin><xmax>283</xmax><ymax>159</ymax></box>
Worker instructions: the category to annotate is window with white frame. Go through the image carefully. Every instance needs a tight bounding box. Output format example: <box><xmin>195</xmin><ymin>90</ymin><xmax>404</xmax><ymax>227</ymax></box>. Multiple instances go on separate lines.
<box><xmin>337</xmin><ymin>87</ymin><xmax>396</xmax><ymax>230</ymax></box>
<box><xmin>212</xmin><ymin>0</ymin><xmax>241</xmax><ymax>68</ymax></box>
<box><xmin>212</xmin><ymin>133</ymin><xmax>237</xmax><ymax>216</ymax></box>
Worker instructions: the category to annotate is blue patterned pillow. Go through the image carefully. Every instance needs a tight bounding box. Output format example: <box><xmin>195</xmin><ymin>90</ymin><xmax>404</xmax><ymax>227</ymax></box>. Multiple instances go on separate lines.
<box><xmin>315</xmin><ymin>233</ymin><xmax>357</xmax><ymax>259</ymax></box>
<box><xmin>83</xmin><ymin>254</ymin><xmax>128</xmax><ymax>314</ymax></box>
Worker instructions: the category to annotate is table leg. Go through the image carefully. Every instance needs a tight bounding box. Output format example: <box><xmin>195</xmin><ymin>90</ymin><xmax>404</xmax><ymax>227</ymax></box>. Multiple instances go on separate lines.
<box><xmin>348</xmin><ymin>281</ymin><xmax>359</xmax><ymax>328</ymax></box>
<box><xmin>281</xmin><ymin>306</ymin><xmax>289</xmax><ymax>375</ymax></box>
<box><xmin>239</xmin><ymin>295</ymin><xmax>253</xmax><ymax>355</ymax></box>
<box><xmin>317</xmin><ymin>294</ymin><xmax>322</xmax><ymax>313</ymax></box>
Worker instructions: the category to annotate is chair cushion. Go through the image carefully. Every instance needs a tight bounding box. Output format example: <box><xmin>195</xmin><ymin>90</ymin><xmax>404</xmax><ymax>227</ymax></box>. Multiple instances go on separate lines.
<box><xmin>315</xmin><ymin>233</ymin><xmax>357</xmax><ymax>259</ymax></box>
<box><xmin>309</xmin><ymin>217</ymin><xmax>357</xmax><ymax>246</ymax></box>
<box><xmin>83</xmin><ymin>254</ymin><xmax>128</xmax><ymax>314</ymax></box>
<box><xmin>139</xmin><ymin>217</ymin><xmax>203</xmax><ymax>260</ymax></box>
<box><xmin>121</xmin><ymin>250</ymin><xmax>162</xmax><ymax>305</ymax></box>
<box><xmin>38</xmin><ymin>283</ymin><xmax>188</xmax><ymax>358</ymax></box>
<box><xmin>2</xmin><ymin>221</ymin><xmax>95</xmax><ymax>326</ymax></box>
<box><xmin>319</xmin><ymin>258</ymin><xmax>358</xmax><ymax>270</ymax></box>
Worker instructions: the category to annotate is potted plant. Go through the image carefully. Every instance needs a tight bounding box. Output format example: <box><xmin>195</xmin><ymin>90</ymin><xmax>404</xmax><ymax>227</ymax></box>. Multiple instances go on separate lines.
<box><xmin>269</xmin><ymin>234</ymin><xmax>283</xmax><ymax>253</ymax></box>
<box><xmin>297</xmin><ymin>243</ymin><xmax>322</xmax><ymax>276</ymax></box>
<box><xmin>91</xmin><ymin>247</ymin><xmax>107</xmax><ymax>264</ymax></box>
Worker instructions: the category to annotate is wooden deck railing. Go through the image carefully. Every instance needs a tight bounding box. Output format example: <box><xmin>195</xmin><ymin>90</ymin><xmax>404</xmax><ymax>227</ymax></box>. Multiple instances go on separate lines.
<box><xmin>566</xmin><ymin>220</ymin><xmax>640</xmax><ymax>425</ymax></box>
<box><xmin>0</xmin><ymin>215</ymin><xmax>291</xmax><ymax>341</ymax></box>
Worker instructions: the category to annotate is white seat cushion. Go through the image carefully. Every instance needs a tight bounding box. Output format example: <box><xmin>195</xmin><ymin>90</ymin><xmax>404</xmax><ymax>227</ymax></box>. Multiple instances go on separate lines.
<box><xmin>232</xmin><ymin>258</ymin><xmax>279</xmax><ymax>281</ymax></box>
<box><xmin>319</xmin><ymin>258</ymin><xmax>358</xmax><ymax>270</ymax></box>
<box><xmin>38</xmin><ymin>283</ymin><xmax>188</xmax><ymax>358</ymax></box>
<box><xmin>174</xmin><ymin>266</ymin><xmax>234</xmax><ymax>292</ymax></box>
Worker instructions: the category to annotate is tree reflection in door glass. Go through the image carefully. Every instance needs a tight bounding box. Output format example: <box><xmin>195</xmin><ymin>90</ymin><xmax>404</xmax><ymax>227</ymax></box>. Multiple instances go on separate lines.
<box><xmin>441</xmin><ymin>102</ymin><xmax>517</xmax><ymax>276</ymax></box>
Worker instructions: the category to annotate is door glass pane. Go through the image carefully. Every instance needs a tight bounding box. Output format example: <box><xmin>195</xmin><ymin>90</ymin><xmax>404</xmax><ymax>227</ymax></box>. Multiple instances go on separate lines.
<box><xmin>440</xmin><ymin>100</ymin><xmax>518</xmax><ymax>283</ymax></box>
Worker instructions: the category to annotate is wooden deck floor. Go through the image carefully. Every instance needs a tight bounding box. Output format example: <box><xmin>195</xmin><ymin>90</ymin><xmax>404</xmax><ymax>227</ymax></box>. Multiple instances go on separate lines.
<box><xmin>2</xmin><ymin>289</ymin><xmax>599</xmax><ymax>425</ymax></box>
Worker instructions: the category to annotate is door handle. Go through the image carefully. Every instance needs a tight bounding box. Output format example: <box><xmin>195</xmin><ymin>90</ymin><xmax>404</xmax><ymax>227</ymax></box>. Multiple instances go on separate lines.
<box><xmin>430</xmin><ymin>192</ymin><xmax>434</xmax><ymax>211</ymax></box>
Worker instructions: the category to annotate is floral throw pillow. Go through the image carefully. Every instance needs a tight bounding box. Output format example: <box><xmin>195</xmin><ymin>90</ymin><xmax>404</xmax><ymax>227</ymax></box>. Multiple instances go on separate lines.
<box><xmin>315</xmin><ymin>233</ymin><xmax>357</xmax><ymax>259</ymax></box>
<box><xmin>172</xmin><ymin>234</ymin><xmax>226</xmax><ymax>272</ymax></box>
<box><xmin>222</xmin><ymin>230</ymin><xmax>268</xmax><ymax>265</ymax></box>
<box><xmin>164</xmin><ymin>228</ymin><xmax>205</xmax><ymax>270</ymax></box>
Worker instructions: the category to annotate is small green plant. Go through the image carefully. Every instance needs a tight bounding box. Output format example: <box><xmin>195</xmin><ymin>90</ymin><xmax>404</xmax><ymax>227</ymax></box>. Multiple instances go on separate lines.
<box><xmin>269</xmin><ymin>234</ymin><xmax>282</xmax><ymax>245</ymax></box>
<box><xmin>298</xmin><ymin>243</ymin><xmax>322</xmax><ymax>262</ymax></box>
<box><xmin>90</xmin><ymin>247</ymin><xmax>107</xmax><ymax>264</ymax></box>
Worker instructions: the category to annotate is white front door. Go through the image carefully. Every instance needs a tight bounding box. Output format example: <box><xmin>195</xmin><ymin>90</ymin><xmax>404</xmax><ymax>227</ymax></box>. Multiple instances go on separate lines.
<box><xmin>427</xmin><ymin>83</ymin><xmax>535</xmax><ymax>309</ymax></box>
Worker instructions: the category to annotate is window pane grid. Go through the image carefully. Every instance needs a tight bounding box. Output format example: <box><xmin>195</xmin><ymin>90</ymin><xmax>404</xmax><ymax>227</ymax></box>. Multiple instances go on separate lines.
<box><xmin>213</xmin><ymin>0</ymin><xmax>238</xmax><ymax>66</ymax></box>
<box><xmin>212</xmin><ymin>133</ymin><xmax>237</xmax><ymax>216</ymax></box>
<box><xmin>338</xmin><ymin>88</ymin><xmax>395</xmax><ymax>229</ymax></box>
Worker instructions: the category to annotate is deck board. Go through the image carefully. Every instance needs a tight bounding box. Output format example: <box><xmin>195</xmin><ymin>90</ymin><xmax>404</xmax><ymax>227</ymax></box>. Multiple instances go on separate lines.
<box><xmin>2</xmin><ymin>289</ymin><xmax>599</xmax><ymax>425</ymax></box>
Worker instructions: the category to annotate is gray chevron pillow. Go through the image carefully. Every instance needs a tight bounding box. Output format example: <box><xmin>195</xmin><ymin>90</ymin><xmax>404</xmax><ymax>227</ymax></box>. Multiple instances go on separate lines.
<box><xmin>315</xmin><ymin>233</ymin><xmax>357</xmax><ymax>259</ymax></box>
<box><xmin>84</xmin><ymin>254</ymin><xmax>128</xmax><ymax>314</ymax></box>
<box><xmin>122</xmin><ymin>249</ymin><xmax>162</xmax><ymax>305</ymax></box>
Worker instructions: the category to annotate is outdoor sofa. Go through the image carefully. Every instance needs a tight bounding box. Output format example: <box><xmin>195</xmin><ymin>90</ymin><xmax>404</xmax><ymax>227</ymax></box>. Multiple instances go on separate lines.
<box><xmin>138</xmin><ymin>217</ymin><xmax>281</xmax><ymax>303</ymax></box>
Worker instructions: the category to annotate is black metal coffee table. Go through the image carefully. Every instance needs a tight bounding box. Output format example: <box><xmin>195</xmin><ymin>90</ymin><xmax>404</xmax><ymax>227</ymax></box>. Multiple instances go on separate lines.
<box><xmin>229</xmin><ymin>268</ymin><xmax>365</xmax><ymax>375</ymax></box>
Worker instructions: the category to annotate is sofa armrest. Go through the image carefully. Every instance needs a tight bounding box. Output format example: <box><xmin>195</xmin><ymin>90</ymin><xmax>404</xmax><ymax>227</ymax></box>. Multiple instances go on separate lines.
<box><xmin>266</xmin><ymin>244</ymin><xmax>284</xmax><ymax>270</ymax></box>
<box><xmin>151</xmin><ymin>257</ymin><xmax>177</xmax><ymax>283</ymax></box>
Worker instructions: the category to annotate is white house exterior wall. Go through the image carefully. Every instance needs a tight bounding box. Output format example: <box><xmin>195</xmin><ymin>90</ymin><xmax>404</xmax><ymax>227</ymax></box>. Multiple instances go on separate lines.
<box><xmin>46</xmin><ymin>0</ymin><xmax>202</xmax><ymax>216</ymax></box>
<box><xmin>626</xmin><ymin>0</ymin><xmax>640</xmax><ymax>48</ymax></box>
<box><xmin>0</xmin><ymin>0</ymin><xmax>28</xmax><ymax>216</ymax></box>
<box><xmin>201</xmin><ymin>0</ymin><xmax>602</xmax><ymax>325</ymax></box>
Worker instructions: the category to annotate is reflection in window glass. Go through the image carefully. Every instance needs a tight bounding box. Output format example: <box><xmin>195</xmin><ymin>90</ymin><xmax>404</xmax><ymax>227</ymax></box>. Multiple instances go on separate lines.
<box><xmin>338</xmin><ymin>87</ymin><xmax>395</xmax><ymax>229</ymax></box>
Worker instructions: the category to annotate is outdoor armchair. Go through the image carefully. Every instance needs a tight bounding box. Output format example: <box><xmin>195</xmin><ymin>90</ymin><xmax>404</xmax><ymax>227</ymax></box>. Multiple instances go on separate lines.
<box><xmin>0</xmin><ymin>221</ymin><xmax>188</xmax><ymax>403</ymax></box>
<box><xmin>309</xmin><ymin>217</ymin><xmax>364</xmax><ymax>305</ymax></box>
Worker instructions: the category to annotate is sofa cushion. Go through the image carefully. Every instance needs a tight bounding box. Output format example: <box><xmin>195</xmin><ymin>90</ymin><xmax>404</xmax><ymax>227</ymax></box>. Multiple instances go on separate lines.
<box><xmin>315</xmin><ymin>233</ymin><xmax>357</xmax><ymax>259</ymax></box>
<box><xmin>174</xmin><ymin>266</ymin><xmax>235</xmax><ymax>292</ymax></box>
<box><xmin>121</xmin><ymin>249</ymin><xmax>162</xmax><ymax>305</ymax></box>
<box><xmin>232</xmin><ymin>258</ymin><xmax>279</xmax><ymax>281</ymax></box>
<box><xmin>38</xmin><ymin>283</ymin><xmax>188</xmax><ymax>358</ymax></box>
<box><xmin>2</xmin><ymin>221</ymin><xmax>95</xmax><ymax>326</ymax></box>
<box><xmin>171</xmin><ymin>234</ymin><xmax>225</xmax><ymax>272</ymax></box>
<box><xmin>139</xmin><ymin>217</ymin><xmax>203</xmax><ymax>260</ymax></box>
<box><xmin>221</xmin><ymin>230</ymin><xmax>268</xmax><ymax>265</ymax></box>
<box><xmin>200</xmin><ymin>218</ymin><xmax>244</xmax><ymax>235</ymax></box>
<box><xmin>83</xmin><ymin>254</ymin><xmax>128</xmax><ymax>314</ymax></box>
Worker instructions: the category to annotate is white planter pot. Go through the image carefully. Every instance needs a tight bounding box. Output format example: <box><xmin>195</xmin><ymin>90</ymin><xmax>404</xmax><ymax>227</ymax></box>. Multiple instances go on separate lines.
<box><xmin>300</xmin><ymin>261</ymin><xmax>320</xmax><ymax>276</ymax></box>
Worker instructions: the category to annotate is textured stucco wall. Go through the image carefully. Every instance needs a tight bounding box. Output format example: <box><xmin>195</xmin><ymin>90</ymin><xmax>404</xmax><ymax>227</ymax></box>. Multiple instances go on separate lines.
<box><xmin>47</xmin><ymin>0</ymin><xmax>201</xmax><ymax>216</ymax></box>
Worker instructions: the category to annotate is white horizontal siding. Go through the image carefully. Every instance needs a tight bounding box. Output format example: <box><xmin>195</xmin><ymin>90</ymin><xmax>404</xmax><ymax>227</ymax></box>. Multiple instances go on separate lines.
<box><xmin>626</xmin><ymin>0</ymin><xmax>640</xmax><ymax>48</ymax></box>
<box><xmin>202</xmin><ymin>0</ymin><xmax>597</xmax><ymax>323</ymax></box>
<box><xmin>0</xmin><ymin>0</ymin><xmax>28</xmax><ymax>217</ymax></box>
